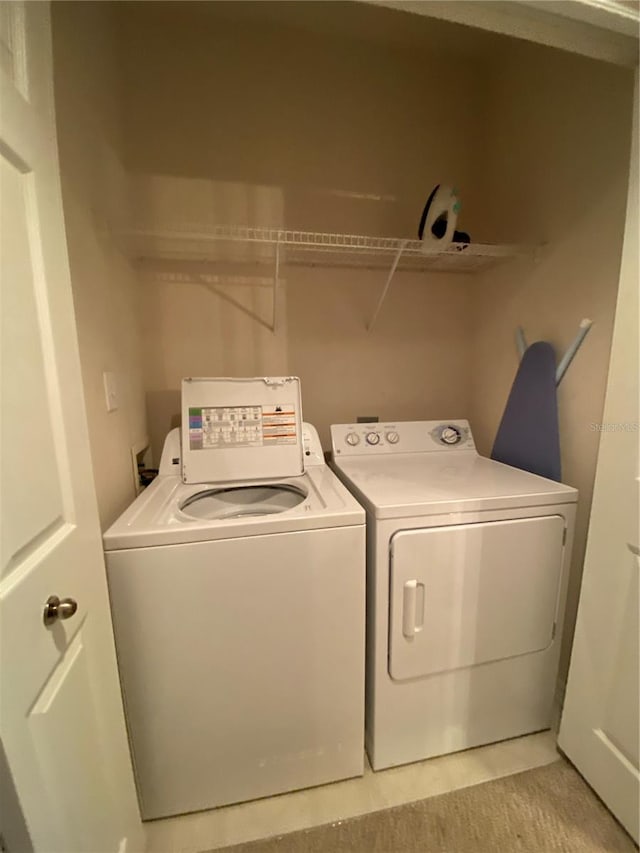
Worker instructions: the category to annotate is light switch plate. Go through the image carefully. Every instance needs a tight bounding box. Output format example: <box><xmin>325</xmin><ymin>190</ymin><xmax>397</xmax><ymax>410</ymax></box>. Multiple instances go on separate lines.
<box><xmin>103</xmin><ymin>371</ymin><xmax>119</xmax><ymax>412</ymax></box>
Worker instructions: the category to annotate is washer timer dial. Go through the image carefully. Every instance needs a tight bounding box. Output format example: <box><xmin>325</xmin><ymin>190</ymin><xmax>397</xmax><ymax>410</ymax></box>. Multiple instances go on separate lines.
<box><xmin>366</xmin><ymin>432</ymin><xmax>381</xmax><ymax>446</ymax></box>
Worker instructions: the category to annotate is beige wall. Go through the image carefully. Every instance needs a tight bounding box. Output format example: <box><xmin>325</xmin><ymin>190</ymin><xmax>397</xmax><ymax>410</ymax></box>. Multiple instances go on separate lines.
<box><xmin>286</xmin><ymin>269</ymin><xmax>471</xmax><ymax>448</ymax></box>
<box><xmin>53</xmin><ymin>1</ymin><xmax>633</xmax><ymax>688</ymax></box>
<box><xmin>52</xmin><ymin>2</ymin><xmax>147</xmax><ymax>529</ymax></box>
<box><xmin>117</xmin><ymin>2</ymin><xmax>484</xmax><ymax>458</ymax></box>
<box><xmin>469</xmin><ymin>42</ymin><xmax>634</xmax><ymax>681</ymax></box>
<box><xmin>140</xmin><ymin>266</ymin><xmax>472</xmax><ymax>458</ymax></box>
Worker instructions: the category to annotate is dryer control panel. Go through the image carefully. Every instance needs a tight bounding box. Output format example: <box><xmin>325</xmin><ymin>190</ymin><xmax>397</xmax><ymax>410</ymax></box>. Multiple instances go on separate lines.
<box><xmin>331</xmin><ymin>420</ymin><xmax>476</xmax><ymax>457</ymax></box>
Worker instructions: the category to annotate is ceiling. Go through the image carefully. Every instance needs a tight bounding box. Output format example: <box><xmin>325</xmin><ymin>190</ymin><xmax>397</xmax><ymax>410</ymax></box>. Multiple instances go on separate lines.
<box><xmin>116</xmin><ymin>1</ymin><xmax>512</xmax><ymax>62</ymax></box>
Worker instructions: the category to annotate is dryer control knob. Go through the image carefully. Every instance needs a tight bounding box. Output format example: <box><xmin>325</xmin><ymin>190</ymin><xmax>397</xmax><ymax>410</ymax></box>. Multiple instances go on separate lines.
<box><xmin>366</xmin><ymin>432</ymin><xmax>381</xmax><ymax>446</ymax></box>
<box><xmin>345</xmin><ymin>432</ymin><xmax>360</xmax><ymax>446</ymax></box>
<box><xmin>386</xmin><ymin>431</ymin><xmax>400</xmax><ymax>444</ymax></box>
<box><xmin>441</xmin><ymin>426</ymin><xmax>461</xmax><ymax>445</ymax></box>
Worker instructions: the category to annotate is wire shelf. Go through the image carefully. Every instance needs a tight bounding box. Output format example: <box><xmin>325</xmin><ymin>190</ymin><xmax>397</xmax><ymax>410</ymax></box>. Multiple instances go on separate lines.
<box><xmin>127</xmin><ymin>225</ymin><xmax>534</xmax><ymax>274</ymax></box>
<box><xmin>128</xmin><ymin>225</ymin><xmax>538</xmax><ymax>331</ymax></box>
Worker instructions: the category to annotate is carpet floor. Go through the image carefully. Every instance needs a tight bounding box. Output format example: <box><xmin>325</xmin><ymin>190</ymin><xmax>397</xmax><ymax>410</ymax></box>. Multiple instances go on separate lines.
<box><xmin>213</xmin><ymin>759</ymin><xmax>636</xmax><ymax>853</ymax></box>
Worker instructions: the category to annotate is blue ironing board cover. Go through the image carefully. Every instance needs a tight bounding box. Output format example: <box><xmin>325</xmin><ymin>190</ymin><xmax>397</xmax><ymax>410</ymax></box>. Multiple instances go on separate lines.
<box><xmin>491</xmin><ymin>341</ymin><xmax>561</xmax><ymax>482</ymax></box>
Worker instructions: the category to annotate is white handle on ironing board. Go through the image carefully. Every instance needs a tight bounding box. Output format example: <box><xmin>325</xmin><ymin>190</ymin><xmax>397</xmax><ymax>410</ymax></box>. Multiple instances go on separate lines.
<box><xmin>556</xmin><ymin>319</ymin><xmax>593</xmax><ymax>385</ymax></box>
<box><xmin>515</xmin><ymin>319</ymin><xmax>593</xmax><ymax>386</ymax></box>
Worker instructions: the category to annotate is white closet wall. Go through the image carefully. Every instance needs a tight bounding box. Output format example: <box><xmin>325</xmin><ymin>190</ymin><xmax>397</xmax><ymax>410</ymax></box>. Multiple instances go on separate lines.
<box><xmin>52</xmin><ymin>2</ymin><xmax>147</xmax><ymax>529</ymax></box>
<box><xmin>51</xmin><ymin>0</ymin><xmax>635</xmax><ymax>691</ymax></box>
<box><xmin>469</xmin><ymin>40</ymin><xmax>634</xmax><ymax>682</ymax></box>
<box><xmin>116</xmin><ymin>3</ymin><xmax>492</xmax><ymax>458</ymax></box>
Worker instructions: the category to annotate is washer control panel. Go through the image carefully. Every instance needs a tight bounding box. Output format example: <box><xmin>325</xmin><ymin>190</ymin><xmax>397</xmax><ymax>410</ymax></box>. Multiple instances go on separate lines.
<box><xmin>331</xmin><ymin>420</ymin><xmax>475</xmax><ymax>457</ymax></box>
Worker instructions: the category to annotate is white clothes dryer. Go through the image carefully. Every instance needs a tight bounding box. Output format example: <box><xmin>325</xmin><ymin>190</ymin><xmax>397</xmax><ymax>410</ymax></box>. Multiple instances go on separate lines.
<box><xmin>104</xmin><ymin>378</ymin><xmax>365</xmax><ymax>819</ymax></box>
<box><xmin>330</xmin><ymin>419</ymin><xmax>577</xmax><ymax>771</ymax></box>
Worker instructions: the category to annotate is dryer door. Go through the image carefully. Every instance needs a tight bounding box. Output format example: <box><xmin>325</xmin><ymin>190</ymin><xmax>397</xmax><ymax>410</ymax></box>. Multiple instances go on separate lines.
<box><xmin>389</xmin><ymin>516</ymin><xmax>565</xmax><ymax>681</ymax></box>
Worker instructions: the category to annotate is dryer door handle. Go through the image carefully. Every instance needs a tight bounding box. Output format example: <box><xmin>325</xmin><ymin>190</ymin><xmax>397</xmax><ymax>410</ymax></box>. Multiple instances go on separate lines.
<box><xmin>402</xmin><ymin>580</ymin><xmax>425</xmax><ymax>638</ymax></box>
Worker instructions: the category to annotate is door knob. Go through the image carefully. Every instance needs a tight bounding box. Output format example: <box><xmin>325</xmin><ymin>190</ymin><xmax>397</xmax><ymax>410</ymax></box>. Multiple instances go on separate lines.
<box><xmin>43</xmin><ymin>595</ymin><xmax>78</xmax><ymax>626</ymax></box>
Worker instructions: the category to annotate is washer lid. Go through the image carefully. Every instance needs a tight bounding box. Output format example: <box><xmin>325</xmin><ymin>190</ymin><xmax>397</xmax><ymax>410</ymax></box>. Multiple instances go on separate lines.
<box><xmin>181</xmin><ymin>377</ymin><xmax>304</xmax><ymax>484</ymax></box>
<box><xmin>333</xmin><ymin>452</ymin><xmax>578</xmax><ymax>519</ymax></box>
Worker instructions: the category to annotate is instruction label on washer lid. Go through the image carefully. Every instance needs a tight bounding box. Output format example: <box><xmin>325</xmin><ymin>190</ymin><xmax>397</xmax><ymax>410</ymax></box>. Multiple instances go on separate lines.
<box><xmin>188</xmin><ymin>405</ymin><xmax>297</xmax><ymax>449</ymax></box>
<box><xmin>261</xmin><ymin>405</ymin><xmax>297</xmax><ymax>444</ymax></box>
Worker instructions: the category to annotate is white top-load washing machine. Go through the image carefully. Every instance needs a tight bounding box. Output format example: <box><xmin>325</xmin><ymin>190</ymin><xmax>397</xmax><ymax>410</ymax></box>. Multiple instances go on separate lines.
<box><xmin>330</xmin><ymin>419</ymin><xmax>578</xmax><ymax>771</ymax></box>
<box><xmin>104</xmin><ymin>378</ymin><xmax>365</xmax><ymax>819</ymax></box>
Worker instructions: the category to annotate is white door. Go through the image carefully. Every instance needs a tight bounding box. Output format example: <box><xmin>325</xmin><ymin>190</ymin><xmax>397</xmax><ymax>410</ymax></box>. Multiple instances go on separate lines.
<box><xmin>558</xmin><ymin>74</ymin><xmax>639</xmax><ymax>843</ymax></box>
<box><xmin>0</xmin><ymin>4</ymin><xmax>143</xmax><ymax>852</ymax></box>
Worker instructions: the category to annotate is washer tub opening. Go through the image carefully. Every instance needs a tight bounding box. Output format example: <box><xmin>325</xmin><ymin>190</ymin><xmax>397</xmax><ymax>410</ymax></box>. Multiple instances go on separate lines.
<box><xmin>179</xmin><ymin>483</ymin><xmax>307</xmax><ymax>521</ymax></box>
